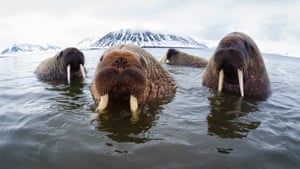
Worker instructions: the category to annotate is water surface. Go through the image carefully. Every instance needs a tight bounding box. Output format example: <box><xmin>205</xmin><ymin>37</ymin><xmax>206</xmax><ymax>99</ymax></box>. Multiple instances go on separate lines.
<box><xmin>0</xmin><ymin>48</ymin><xmax>299</xmax><ymax>169</ymax></box>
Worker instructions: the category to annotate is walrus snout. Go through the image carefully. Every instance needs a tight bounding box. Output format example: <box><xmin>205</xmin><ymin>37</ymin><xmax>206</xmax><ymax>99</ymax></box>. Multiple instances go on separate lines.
<box><xmin>64</xmin><ymin>53</ymin><xmax>86</xmax><ymax>84</ymax></box>
<box><xmin>63</xmin><ymin>51</ymin><xmax>84</xmax><ymax>66</ymax></box>
<box><xmin>214</xmin><ymin>48</ymin><xmax>247</xmax><ymax>71</ymax></box>
<box><xmin>214</xmin><ymin>48</ymin><xmax>247</xmax><ymax>97</ymax></box>
<box><xmin>94</xmin><ymin>54</ymin><xmax>146</xmax><ymax>116</ymax></box>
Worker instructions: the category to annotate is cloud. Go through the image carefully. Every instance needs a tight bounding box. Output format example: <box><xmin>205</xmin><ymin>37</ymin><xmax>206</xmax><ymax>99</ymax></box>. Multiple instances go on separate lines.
<box><xmin>0</xmin><ymin>0</ymin><xmax>299</xmax><ymax>56</ymax></box>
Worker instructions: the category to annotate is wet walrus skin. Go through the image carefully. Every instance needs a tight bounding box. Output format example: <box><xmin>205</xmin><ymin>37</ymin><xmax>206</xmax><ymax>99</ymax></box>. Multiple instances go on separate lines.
<box><xmin>90</xmin><ymin>44</ymin><xmax>177</xmax><ymax>120</ymax></box>
<box><xmin>35</xmin><ymin>47</ymin><xmax>86</xmax><ymax>84</ymax></box>
<box><xmin>202</xmin><ymin>32</ymin><xmax>270</xmax><ymax>97</ymax></box>
<box><xmin>160</xmin><ymin>48</ymin><xmax>208</xmax><ymax>67</ymax></box>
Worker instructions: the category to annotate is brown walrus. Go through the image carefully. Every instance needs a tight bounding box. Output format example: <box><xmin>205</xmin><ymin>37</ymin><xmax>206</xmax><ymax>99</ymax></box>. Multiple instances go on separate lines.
<box><xmin>160</xmin><ymin>48</ymin><xmax>208</xmax><ymax>67</ymax></box>
<box><xmin>35</xmin><ymin>47</ymin><xmax>86</xmax><ymax>84</ymax></box>
<box><xmin>202</xmin><ymin>32</ymin><xmax>270</xmax><ymax>96</ymax></box>
<box><xmin>90</xmin><ymin>44</ymin><xmax>177</xmax><ymax>120</ymax></box>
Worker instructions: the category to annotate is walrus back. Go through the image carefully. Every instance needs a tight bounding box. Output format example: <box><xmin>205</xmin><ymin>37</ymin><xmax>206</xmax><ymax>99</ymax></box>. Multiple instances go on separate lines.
<box><xmin>179</xmin><ymin>53</ymin><xmax>208</xmax><ymax>67</ymax></box>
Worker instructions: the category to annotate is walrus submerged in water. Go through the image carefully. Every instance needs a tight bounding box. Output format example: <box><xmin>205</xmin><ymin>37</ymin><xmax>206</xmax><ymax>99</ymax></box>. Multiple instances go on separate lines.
<box><xmin>35</xmin><ymin>47</ymin><xmax>86</xmax><ymax>84</ymax></box>
<box><xmin>160</xmin><ymin>48</ymin><xmax>208</xmax><ymax>67</ymax></box>
<box><xmin>90</xmin><ymin>44</ymin><xmax>177</xmax><ymax>120</ymax></box>
<box><xmin>202</xmin><ymin>32</ymin><xmax>270</xmax><ymax>97</ymax></box>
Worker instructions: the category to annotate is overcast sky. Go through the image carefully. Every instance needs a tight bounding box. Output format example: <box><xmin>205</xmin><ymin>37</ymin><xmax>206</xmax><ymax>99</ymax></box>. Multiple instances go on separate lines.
<box><xmin>1</xmin><ymin>0</ymin><xmax>299</xmax><ymax>56</ymax></box>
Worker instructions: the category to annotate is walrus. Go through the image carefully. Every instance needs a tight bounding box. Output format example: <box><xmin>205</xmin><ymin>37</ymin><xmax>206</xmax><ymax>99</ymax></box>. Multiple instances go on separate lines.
<box><xmin>35</xmin><ymin>47</ymin><xmax>86</xmax><ymax>84</ymax></box>
<box><xmin>160</xmin><ymin>48</ymin><xmax>208</xmax><ymax>67</ymax></box>
<box><xmin>202</xmin><ymin>32</ymin><xmax>270</xmax><ymax>96</ymax></box>
<box><xmin>90</xmin><ymin>44</ymin><xmax>177</xmax><ymax>120</ymax></box>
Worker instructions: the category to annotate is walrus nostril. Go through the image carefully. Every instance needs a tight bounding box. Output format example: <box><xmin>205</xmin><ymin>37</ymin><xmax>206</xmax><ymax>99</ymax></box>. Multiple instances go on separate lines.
<box><xmin>114</xmin><ymin>58</ymin><xmax>128</xmax><ymax>69</ymax></box>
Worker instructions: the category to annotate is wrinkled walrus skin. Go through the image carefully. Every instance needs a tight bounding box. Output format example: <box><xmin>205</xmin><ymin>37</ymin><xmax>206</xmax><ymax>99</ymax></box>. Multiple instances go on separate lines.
<box><xmin>35</xmin><ymin>47</ymin><xmax>86</xmax><ymax>84</ymax></box>
<box><xmin>202</xmin><ymin>32</ymin><xmax>270</xmax><ymax>97</ymax></box>
<box><xmin>90</xmin><ymin>44</ymin><xmax>177</xmax><ymax>120</ymax></box>
<box><xmin>160</xmin><ymin>48</ymin><xmax>208</xmax><ymax>67</ymax></box>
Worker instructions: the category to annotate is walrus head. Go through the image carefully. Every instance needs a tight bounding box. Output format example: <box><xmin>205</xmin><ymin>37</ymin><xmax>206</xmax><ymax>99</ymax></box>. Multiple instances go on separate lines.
<box><xmin>214</xmin><ymin>35</ymin><xmax>251</xmax><ymax>97</ymax></box>
<box><xmin>57</xmin><ymin>47</ymin><xmax>86</xmax><ymax>84</ymax></box>
<box><xmin>160</xmin><ymin>48</ymin><xmax>179</xmax><ymax>64</ymax></box>
<box><xmin>203</xmin><ymin>32</ymin><xmax>270</xmax><ymax>96</ymax></box>
<box><xmin>94</xmin><ymin>46</ymin><xmax>147</xmax><ymax>114</ymax></box>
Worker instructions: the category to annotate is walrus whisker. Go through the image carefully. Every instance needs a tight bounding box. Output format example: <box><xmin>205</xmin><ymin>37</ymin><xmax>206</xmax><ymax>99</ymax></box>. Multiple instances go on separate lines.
<box><xmin>218</xmin><ymin>69</ymin><xmax>224</xmax><ymax>92</ymax></box>
<box><xmin>96</xmin><ymin>94</ymin><xmax>109</xmax><ymax>113</ymax></box>
<box><xmin>80</xmin><ymin>64</ymin><xmax>86</xmax><ymax>79</ymax></box>
<box><xmin>237</xmin><ymin>69</ymin><xmax>244</xmax><ymax>97</ymax></box>
<box><xmin>67</xmin><ymin>64</ymin><xmax>71</xmax><ymax>84</ymax></box>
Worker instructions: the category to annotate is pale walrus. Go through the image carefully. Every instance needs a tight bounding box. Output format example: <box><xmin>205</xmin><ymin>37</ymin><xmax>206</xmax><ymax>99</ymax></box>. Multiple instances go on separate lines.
<box><xmin>90</xmin><ymin>44</ymin><xmax>177</xmax><ymax>120</ymax></box>
<box><xmin>160</xmin><ymin>48</ymin><xmax>208</xmax><ymax>67</ymax></box>
<box><xmin>202</xmin><ymin>32</ymin><xmax>270</xmax><ymax>96</ymax></box>
<box><xmin>35</xmin><ymin>47</ymin><xmax>86</xmax><ymax>84</ymax></box>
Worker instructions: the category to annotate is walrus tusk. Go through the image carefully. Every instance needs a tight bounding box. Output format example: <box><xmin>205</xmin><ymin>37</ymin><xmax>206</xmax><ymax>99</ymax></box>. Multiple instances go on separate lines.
<box><xmin>80</xmin><ymin>64</ymin><xmax>86</xmax><ymax>79</ymax></box>
<box><xmin>218</xmin><ymin>69</ymin><xmax>224</xmax><ymax>92</ymax></box>
<box><xmin>96</xmin><ymin>94</ymin><xmax>109</xmax><ymax>113</ymax></box>
<box><xmin>130</xmin><ymin>95</ymin><xmax>138</xmax><ymax>113</ymax></box>
<box><xmin>67</xmin><ymin>64</ymin><xmax>71</xmax><ymax>84</ymax></box>
<box><xmin>130</xmin><ymin>95</ymin><xmax>139</xmax><ymax>118</ymax></box>
<box><xmin>160</xmin><ymin>55</ymin><xmax>168</xmax><ymax>63</ymax></box>
<box><xmin>237</xmin><ymin>69</ymin><xmax>244</xmax><ymax>97</ymax></box>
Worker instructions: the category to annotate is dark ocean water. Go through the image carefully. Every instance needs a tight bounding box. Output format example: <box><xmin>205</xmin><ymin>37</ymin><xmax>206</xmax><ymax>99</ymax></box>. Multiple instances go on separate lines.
<box><xmin>0</xmin><ymin>48</ymin><xmax>299</xmax><ymax>169</ymax></box>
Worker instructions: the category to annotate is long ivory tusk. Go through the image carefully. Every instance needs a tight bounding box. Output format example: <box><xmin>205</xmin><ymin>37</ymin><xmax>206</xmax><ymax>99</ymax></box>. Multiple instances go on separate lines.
<box><xmin>237</xmin><ymin>69</ymin><xmax>244</xmax><ymax>97</ymax></box>
<box><xmin>130</xmin><ymin>95</ymin><xmax>139</xmax><ymax>120</ymax></box>
<box><xmin>80</xmin><ymin>64</ymin><xmax>86</xmax><ymax>79</ymax></box>
<box><xmin>160</xmin><ymin>55</ymin><xmax>168</xmax><ymax>63</ymax></box>
<box><xmin>130</xmin><ymin>95</ymin><xmax>138</xmax><ymax>113</ymax></box>
<box><xmin>67</xmin><ymin>64</ymin><xmax>71</xmax><ymax>84</ymax></box>
<box><xmin>96</xmin><ymin>94</ymin><xmax>109</xmax><ymax>113</ymax></box>
<box><xmin>218</xmin><ymin>69</ymin><xmax>224</xmax><ymax>92</ymax></box>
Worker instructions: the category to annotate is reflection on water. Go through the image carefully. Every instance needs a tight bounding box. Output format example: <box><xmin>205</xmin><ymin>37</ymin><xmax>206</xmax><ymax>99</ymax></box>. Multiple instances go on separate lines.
<box><xmin>94</xmin><ymin>100</ymin><xmax>167</xmax><ymax>143</ymax></box>
<box><xmin>44</xmin><ymin>81</ymin><xmax>87</xmax><ymax>111</ymax></box>
<box><xmin>207</xmin><ymin>93</ymin><xmax>262</xmax><ymax>139</ymax></box>
<box><xmin>45</xmin><ymin>80</ymin><xmax>85</xmax><ymax>94</ymax></box>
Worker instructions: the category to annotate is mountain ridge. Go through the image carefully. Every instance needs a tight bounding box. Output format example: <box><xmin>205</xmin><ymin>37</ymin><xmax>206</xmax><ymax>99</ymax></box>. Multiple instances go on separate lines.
<box><xmin>1</xmin><ymin>43</ymin><xmax>61</xmax><ymax>55</ymax></box>
<box><xmin>1</xmin><ymin>29</ymin><xmax>209</xmax><ymax>55</ymax></box>
<box><xmin>86</xmin><ymin>29</ymin><xmax>207</xmax><ymax>49</ymax></box>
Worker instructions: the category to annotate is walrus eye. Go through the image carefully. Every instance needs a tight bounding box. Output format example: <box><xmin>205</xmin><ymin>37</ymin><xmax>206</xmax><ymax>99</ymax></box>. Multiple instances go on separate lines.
<box><xmin>244</xmin><ymin>41</ymin><xmax>253</xmax><ymax>57</ymax></box>
<box><xmin>100</xmin><ymin>55</ymin><xmax>104</xmax><ymax>62</ymax></box>
<box><xmin>140</xmin><ymin>57</ymin><xmax>146</xmax><ymax>67</ymax></box>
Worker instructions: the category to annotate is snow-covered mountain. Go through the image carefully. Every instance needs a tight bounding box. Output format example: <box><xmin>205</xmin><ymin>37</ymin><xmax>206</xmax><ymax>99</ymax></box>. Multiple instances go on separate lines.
<box><xmin>1</xmin><ymin>43</ymin><xmax>61</xmax><ymax>55</ymax></box>
<box><xmin>76</xmin><ymin>37</ymin><xmax>100</xmax><ymax>49</ymax></box>
<box><xmin>0</xmin><ymin>29</ymin><xmax>208</xmax><ymax>55</ymax></box>
<box><xmin>87</xmin><ymin>29</ymin><xmax>208</xmax><ymax>49</ymax></box>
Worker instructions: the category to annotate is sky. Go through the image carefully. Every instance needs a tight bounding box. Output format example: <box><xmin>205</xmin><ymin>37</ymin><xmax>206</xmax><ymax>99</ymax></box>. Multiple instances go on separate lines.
<box><xmin>1</xmin><ymin>0</ymin><xmax>300</xmax><ymax>56</ymax></box>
